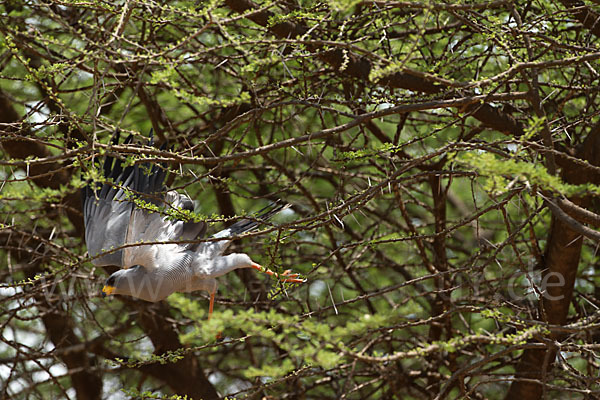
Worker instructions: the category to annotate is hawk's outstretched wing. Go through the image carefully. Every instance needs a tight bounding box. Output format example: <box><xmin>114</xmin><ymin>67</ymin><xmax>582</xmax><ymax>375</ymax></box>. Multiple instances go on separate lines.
<box><xmin>82</xmin><ymin>133</ymin><xmax>206</xmax><ymax>268</ymax></box>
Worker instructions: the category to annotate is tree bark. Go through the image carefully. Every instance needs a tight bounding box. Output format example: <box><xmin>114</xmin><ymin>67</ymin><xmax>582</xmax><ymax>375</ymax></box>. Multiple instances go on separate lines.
<box><xmin>506</xmin><ymin>124</ymin><xmax>600</xmax><ymax>399</ymax></box>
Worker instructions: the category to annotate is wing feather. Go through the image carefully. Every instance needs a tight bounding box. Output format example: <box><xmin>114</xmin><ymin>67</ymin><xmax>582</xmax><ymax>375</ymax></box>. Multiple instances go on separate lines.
<box><xmin>165</xmin><ymin>191</ymin><xmax>207</xmax><ymax>249</ymax></box>
<box><xmin>84</xmin><ymin>132</ymin><xmax>207</xmax><ymax>269</ymax></box>
<box><xmin>83</xmin><ymin>134</ymin><xmax>136</xmax><ymax>266</ymax></box>
<box><xmin>123</xmin><ymin>191</ymin><xmax>206</xmax><ymax>269</ymax></box>
<box><xmin>121</xmin><ymin>191</ymin><xmax>206</xmax><ymax>269</ymax></box>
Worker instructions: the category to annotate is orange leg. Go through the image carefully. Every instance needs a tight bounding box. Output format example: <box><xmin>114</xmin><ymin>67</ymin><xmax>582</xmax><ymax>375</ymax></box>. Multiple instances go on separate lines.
<box><xmin>208</xmin><ymin>291</ymin><xmax>223</xmax><ymax>339</ymax></box>
<box><xmin>251</xmin><ymin>263</ymin><xmax>305</xmax><ymax>283</ymax></box>
<box><xmin>208</xmin><ymin>291</ymin><xmax>215</xmax><ymax>320</ymax></box>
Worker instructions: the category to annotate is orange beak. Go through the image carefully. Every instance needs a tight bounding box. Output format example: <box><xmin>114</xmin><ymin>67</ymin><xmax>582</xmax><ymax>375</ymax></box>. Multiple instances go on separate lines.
<box><xmin>102</xmin><ymin>285</ymin><xmax>115</xmax><ymax>297</ymax></box>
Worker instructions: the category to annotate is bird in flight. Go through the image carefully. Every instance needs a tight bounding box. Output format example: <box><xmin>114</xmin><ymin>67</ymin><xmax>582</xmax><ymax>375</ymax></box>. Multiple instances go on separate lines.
<box><xmin>82</xmin><ymin>133</ymin><xmax>303</xmax><ymax>318</ymax></box>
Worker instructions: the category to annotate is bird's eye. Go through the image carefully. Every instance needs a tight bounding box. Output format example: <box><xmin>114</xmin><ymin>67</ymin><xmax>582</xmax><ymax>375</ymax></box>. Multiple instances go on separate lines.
<box><xmin>106</xmin><ymin>276</ymin><xmax>116</xmax><ymax>286</ymax></box>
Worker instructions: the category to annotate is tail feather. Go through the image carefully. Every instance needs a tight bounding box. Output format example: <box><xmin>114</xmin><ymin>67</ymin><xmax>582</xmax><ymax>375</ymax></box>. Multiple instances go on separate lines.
<box><xmin>213</xmin><ymin>202</ymin><xmax>290</xmax><ymax>238</ymax></box>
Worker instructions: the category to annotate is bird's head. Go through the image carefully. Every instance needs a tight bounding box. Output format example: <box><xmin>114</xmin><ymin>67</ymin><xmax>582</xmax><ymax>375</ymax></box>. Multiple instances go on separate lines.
<box><xmin>101</xmin><ymin>269</ymin><xmax>130</xmax><ymax>298</ymax></box>
<box><xmin>101</xmin><ymin>266</ymin><xmax>169</xmax><ymax>302</ymax></box>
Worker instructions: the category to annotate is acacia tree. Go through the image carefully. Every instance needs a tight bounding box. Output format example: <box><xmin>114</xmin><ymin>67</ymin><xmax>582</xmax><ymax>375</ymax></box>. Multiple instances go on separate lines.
<box><xmin>1</xmin><ymin>0</ymin><xmax>600</xmax><ymax>399</ymax></box>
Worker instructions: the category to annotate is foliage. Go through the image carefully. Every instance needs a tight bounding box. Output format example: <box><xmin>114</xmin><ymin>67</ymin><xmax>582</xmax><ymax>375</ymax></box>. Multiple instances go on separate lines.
<box><xmin>1</xmin><ymin>0</ymin><xmax>600</xmax><ymax>399</ymax></box>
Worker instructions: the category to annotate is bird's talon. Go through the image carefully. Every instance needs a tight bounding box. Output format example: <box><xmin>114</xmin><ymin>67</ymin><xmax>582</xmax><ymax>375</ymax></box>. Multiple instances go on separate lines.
<box><xmin>281</xmin><ymin>275</ymin><xmax>305</xmax><ymax>283</ymax></box>
<box><xmin>252</xmin><ymin>263</ymin><xmax>304</xmax><ymax>283</ymax></box>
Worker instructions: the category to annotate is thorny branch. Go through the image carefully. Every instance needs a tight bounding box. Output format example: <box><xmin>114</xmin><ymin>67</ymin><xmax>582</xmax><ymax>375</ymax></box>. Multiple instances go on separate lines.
<box><xmin>1</xmin><ymin>1</ymin><xmax>600</xmax><ymax>399</ymax></box>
